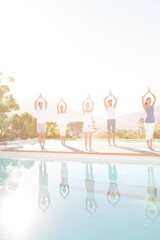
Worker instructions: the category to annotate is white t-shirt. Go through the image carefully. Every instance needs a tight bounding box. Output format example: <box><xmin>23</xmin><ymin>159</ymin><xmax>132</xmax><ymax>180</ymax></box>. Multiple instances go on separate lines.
<box><xmin>36</xmin><ymin>108</ymin><xmax>47</xmax><ymax>124</ymax></box>
<box><xmin>58</xmin><ymin>112</ymin><xmax>66</xmax><ymax>124</ymax></box>
<box><xmin>107</xmin><ymin>106</ymin><xmax>115</xmax><ymax>120</ymax></box>
<box><xmin>83</xmin><ymin>112</ymin><xmax>92</xmax><ymax>125</ymax></box>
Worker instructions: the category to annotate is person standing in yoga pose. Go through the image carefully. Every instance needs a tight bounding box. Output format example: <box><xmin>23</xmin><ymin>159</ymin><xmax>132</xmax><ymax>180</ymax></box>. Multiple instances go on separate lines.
<box><xmin>104</xmin><ymin>91</ymin><xmax>117</xmax><ymax>146</ymax></box>
<box><xmin>145</xmin><ymin>166</ymin><xmax>160</xmax><ymax>223</ymax></box>
<box><xmin>142</xmin><ymin>87</ymin><xmax>156</xmax><ymax>150</ymax></box>
<box><xmin>107</xmin><ymin>164</ymin><xmax>120</xmax><ymax>208</ymax></box>
<box><xmin>59</xmin><ymin>162</ymin><xmax>70</xmax><ymax>200</ymax></box>
<box><xmin>82</xmin><ymin>95</ymin><xmax>94</xmax><ymax>152</ymax></box>
<box><xmin>57</xmin><ymin>98</ymin><xmax>67</xmax><ymax>145</ymax></box>
<box><xmin>38</xmin><ymin>161</ymin><xmax>51</xmax><ymax>214</ymax></box>
<box><xmin>34</xmin><ymin>93</ymin><xmax>48</xmax><ymax>151</ymax></box>
<box><xmin>85</xmin><ymin>163</ymin><xmax>97</xmax><ymax>216</ymax></box>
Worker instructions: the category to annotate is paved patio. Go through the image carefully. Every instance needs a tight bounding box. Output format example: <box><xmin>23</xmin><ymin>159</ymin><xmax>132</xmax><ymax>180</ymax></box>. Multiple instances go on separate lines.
<box><xmin>1</xmin><ymin>139</ymin><xmax>160</xmax><ymax>156</ymax></box>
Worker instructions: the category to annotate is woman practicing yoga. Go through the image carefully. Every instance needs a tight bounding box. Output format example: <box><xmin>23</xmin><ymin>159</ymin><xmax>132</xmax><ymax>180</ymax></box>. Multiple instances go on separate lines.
<box><xmin>145</xmin><ymin>166</ymin><xmax>160</xmax><ymax>223</ymax></box>
<box><xmin>57</xmin><ymin>98</ymin><xmax>67</xmax><ymax>145</ymax></box>
<box><xmin>34</xmin><ymin>93</ymin><xmax>48</xmax><ymax>151</ymax></box>
<box><xmin>85</xmin><ymin>163</ymin><xmax>97</xmax><ymax>216</ymax></box>
<box><xmin>82</xmin><ymin>95</ymin><xmax>94</xmax><ymax>152</ymax></box>
<box><xmin>142</xmin><ymin>87</ymin><xmax>156</xmax><ymax>150</ymax></box>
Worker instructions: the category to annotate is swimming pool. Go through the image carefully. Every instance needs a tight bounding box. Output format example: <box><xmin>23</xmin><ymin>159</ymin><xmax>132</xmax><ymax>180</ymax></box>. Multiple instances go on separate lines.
<box><xmin>0</xmin><ymin>152</ymin><xmax>160</xmax><ymax>240</ymax></box>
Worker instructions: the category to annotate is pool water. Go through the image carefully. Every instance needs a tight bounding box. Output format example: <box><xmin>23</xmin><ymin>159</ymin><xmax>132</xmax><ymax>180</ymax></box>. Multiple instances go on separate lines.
<box><xmin>0</xmin><ymin>157</ymin><xmax>160</xmax><ymax>240</ymax></box>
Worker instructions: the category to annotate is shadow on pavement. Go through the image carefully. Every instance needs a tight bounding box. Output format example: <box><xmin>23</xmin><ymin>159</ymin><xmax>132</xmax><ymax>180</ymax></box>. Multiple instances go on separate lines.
<box><xmin>115</xmin><ymin>145</ymin><xmax>158</xmax><ymax>155</ymax></box>
<box><xmin>64</xmin><ymin>144</ymin><xmax>84</xmax><ymax>153</ymax></box>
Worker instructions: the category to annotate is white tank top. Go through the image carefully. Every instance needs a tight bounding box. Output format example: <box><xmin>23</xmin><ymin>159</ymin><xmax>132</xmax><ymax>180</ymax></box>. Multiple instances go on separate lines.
<box><xmin>58</xmin><ymin>112</ymin><xmax>66</xmax><ymax>124</ymax></box>
<box><xmin>107</xmin><ymin>106</ymin><xmax>115</xmax><ymax>120</ymax></box>
<box><xmin>83</xmin><ymin>112</ymin><xmax>92</xmax><ymax>125</ymax></box>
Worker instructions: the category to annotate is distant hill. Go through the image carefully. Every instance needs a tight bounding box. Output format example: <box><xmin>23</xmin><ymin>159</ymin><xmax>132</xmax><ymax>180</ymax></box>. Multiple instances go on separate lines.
<box><xmin>16</xmin><ymin>98</ymin><xmax>160</xmax><ymax>130</ymax></box>
<box><xmin>116</xmin><ymin>105</ymin><xmax>160</xmax><ymax>130</ymax></box>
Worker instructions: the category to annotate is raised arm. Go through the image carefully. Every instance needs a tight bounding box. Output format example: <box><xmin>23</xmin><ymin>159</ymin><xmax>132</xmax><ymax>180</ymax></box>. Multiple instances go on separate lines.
<box><xmin>142</xmin><ymin>89</ymin><xmax>149</xmax><ymax>110</ymax></box>
<box><xmin>110</xmin><ymin>92</ymin><xmax>118</xmax><ymax>108</ymax></box>
<box><xmin>40</xmin><ymin>93</ymin><xmax>48</xmax><ymax>109</ymax></box>
<box><xmin>57</xmin><ymin>98</ymin><xmax>62</xmax><ymax>114</ymax></box>
<box><xmin>66</xmin><ymin>185</ymin><xmax>70</xmax><ymax>198</ymax></box>
<box><xmin>145</xmin><ymin>208</ymin><xmax>153</xmax><ymax>222</ymax></box>
<box><xmin>82</xmin><ymin>96</ymin><xmax>88</xmax><ymax>114</ymax></box>
<box><xmin>46</xmin><ymin>195</ymin><xmax>51</xmax><ymax>208</ymax></box>
<box><xmin>104</xmin><ymin>93</ymin><xmax>110</xmax><ymax>110</ymax></box>
<box><xmin>88</xmin><ymin>95</ymin><xmax>94</xmax><ymax>112</ymax></box>
<box><xmin>85</xmin><ymin>199</ymin><xmax>91</xmax><ymax>214</ymax></box>
<box><xmin>59</xmin><ymin>184</ymin><xmax>63</xmax><ymax>197</ymax></box>
<box><xmin>61</xmin><ymin>98</ymin><xmax>67</xmax><ymax>113</ymax></box>
<box><xmin>149</xmin><ymin>88</ymin><xmax>156</xmax><ymax>107</ymax></box>
<box><xmin>107</xmin><ymin>192</ymin><xmax>113</xmax><ymax>205</ymax></box>
<box><xmin>38</xmin><ymin>196</ymin><xmax>42</xmax><ymax>209</ymax></box>
<box><xmin>34</xmin><ymin>95</ymin><xmax>40</xmax><ymax>110</ymax></box>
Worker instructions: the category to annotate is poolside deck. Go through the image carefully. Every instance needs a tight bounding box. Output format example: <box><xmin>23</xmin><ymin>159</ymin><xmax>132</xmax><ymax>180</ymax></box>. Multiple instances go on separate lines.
<box><xmin>1</xmin><ymin>139</ymin><xmax>160</xmax><ymax>157</ymax></box>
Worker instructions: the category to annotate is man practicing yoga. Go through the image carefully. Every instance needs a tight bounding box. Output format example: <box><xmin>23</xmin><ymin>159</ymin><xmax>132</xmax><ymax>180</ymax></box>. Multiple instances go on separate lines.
<box><xmin>107</xmin><ymin>164</ymin><xmax>120</xmax><ymax>208</ymax></box>
<box><xmin>38</xmin><ymin>161</ymin><xmax>51</xmax><ymax>213</ymax></box>
<box><xmin>104</xmin><ymin>91</ymin><xmax>117</xmax><ymax>146</ymax></box>
<box><xmin>34</xmin><ymin>93</ymin><xmax>48</xmax><ymax>151</ymax></box>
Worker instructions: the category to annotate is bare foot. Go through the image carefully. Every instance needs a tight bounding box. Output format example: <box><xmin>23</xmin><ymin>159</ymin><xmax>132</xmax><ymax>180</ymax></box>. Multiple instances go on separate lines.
<box><xmin>149</xmin><ymin>148</ymin><xmax>155</xmax><ymax>151</ymax></box>
<box><xmin>40</xmin><ymin>146</ymin><xmax>44</xmax><ymax>151</ymax></box>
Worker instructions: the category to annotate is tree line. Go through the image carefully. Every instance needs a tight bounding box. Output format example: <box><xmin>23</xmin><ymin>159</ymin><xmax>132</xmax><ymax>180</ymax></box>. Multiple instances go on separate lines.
<box><xmin>94</xmin><ymin>118</ymin><xmax>160</xmax><ymax>139</ymax></box>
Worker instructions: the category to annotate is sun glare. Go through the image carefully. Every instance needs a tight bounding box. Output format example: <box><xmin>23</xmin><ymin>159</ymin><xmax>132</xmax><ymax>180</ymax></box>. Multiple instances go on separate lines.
<box><xmin>1</xmin><ymin>185</ymin><xmax>37</xmax><ymax>240</ymax></box>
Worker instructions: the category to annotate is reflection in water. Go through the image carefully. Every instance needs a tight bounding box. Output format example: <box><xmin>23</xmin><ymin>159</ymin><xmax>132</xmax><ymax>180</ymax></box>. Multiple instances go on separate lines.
<box><xmin>60</xmin><ymin>162</ymin><xmax>70</xmax><ymax>200</ymax></box>
<box><xmin>107</xmin><ymin>164</ymin><xmax>120</xmax><ymax>207</ymax></box>
<box><xmin>0</xmin><ymin>159</ymin><xmax>35</xmax><ymax>204</ymax></box>
<box><xmin>38</xmin><ymin>161</ymin><xmax>51</xmax><ymax>213</ymax></box>
<box><xmin>85</xmin><ymin>163</ymin><xmax>97</xmax><ymax>217</ymax></box>
<box><xmin>0</xmin><ymin>167</ymin><xmax>19</xmax><ymax>207</ymax></box>
<box><xmin>145</xmin><ymin>166</ymin><xmax>160</xmax><ymax>223</ymax></box>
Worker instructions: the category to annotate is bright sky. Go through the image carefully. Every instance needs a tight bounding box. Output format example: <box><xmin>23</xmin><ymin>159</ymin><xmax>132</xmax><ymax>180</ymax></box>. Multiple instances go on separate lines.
<box><xmin>0</xmin><ymin>0</ymin><xmax>160</xmax><ymax>117</ymax></box>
